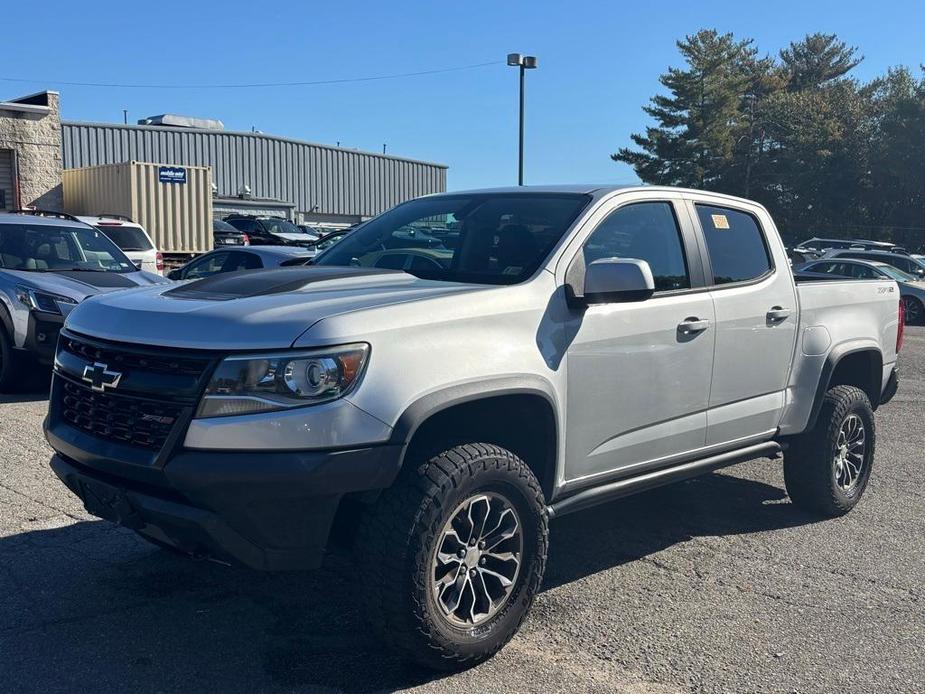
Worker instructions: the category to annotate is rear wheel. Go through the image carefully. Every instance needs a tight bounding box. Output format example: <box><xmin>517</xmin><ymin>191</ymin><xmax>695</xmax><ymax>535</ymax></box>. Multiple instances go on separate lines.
<box><xmin>784</xmin><ymin>385</ymin><xmax>875</xmax><ymax>516</ymax></box>
<box><xmin>901</xmin><ymin>296</ymin><xmax>923</xmax><ymax>325</ymax></box>
<box><xmin>355</xmin><ymin>443</ymin><xmax>548</xmax><ymax>670</ymax></box>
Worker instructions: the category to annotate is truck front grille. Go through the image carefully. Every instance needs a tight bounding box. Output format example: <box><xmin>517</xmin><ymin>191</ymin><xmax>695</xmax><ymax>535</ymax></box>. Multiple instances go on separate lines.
<box><xmin>60</xmin><ymin>335</ymin><xmax>211</xmax><ymax>378</ymax></box>
<box><xmin>59</xmin><ymin>379</ymin><xmax>183</xmax><ymax>451</ymax></box>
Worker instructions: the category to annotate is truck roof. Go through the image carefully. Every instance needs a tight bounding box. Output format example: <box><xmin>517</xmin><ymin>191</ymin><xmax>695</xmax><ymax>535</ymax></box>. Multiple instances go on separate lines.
<box><xmin>429</xmin><ymin>184</ymin><xmax>764</xmax><ymax>206</ymax></box>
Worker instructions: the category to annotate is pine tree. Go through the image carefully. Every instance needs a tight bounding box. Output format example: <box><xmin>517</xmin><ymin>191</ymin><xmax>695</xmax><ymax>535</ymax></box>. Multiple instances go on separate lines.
<box><xmin>780</xmin><ymin>33</ymin><xmax>862</xmax><ymax>91</ymax></box>
<box><xmin>612</xmin><ymin>30</ymin><xmax>754</xmax><ymax>189</ymax></box>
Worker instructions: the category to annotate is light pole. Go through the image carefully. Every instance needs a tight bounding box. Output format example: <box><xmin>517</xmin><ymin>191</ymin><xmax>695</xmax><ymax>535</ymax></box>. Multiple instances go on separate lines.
<box><xmin>507</xmin><ymin>53</ymin><xmax>538</xmax><ymax>186</ymax></box>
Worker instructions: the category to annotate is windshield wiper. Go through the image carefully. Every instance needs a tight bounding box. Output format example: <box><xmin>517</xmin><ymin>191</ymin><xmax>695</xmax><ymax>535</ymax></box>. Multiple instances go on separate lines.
<box><xmin>59</xmin><ymin>266</ymin><xmax>109</xmax><ymax>272</ymax></box>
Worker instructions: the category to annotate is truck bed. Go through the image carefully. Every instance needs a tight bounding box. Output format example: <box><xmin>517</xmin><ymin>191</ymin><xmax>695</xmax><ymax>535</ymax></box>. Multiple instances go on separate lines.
<box><xmin>777</xmin><ymin>275</ymin><xmax>901</xmax><ymax>436</ymax></box>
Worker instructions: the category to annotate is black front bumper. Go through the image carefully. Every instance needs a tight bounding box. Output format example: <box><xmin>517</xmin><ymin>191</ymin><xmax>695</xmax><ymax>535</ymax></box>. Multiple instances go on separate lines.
<box><xmin>49</xmin><ymin>443</ymin><xmax>402</xmax><ymax>570</ymax></box>
<box><xmin>24</xmin><ymin>311</ymin><xmax>64</xmax><ymax>364</ymax></box>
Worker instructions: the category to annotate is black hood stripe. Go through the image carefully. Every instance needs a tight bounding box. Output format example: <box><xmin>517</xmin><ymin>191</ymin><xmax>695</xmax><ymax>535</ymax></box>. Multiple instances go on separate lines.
<box><xmin>163</xmin><ymin>266</ymin><xmax>403</xmax><ymax>301</ymax></box>
<box><xmin>49</xmin><ymin>270</ymin><xmax>139</xmax><ymax>288</ymax></box>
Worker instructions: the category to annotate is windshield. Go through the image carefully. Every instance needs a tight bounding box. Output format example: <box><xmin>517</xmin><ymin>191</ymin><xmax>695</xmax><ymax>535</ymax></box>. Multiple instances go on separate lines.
<box><xmin>213</xmin><ymin>220</ymin><xmax>241</xmax><ymax>233</ymax></box>
<box><xmin>94</xmin><ymin>224</ymin><xmax>153</xmax><ymax>251</ymax></box>
<box><xmin>879</xmin><ymin>265</ymin><xmax>916</xmax><ymax>282</ymax></box>
<box><xmin>312</xmin><ymin>231</ymin><xmax>347</xmax><ymax>251</ymax></box>
<box><xmin>0</xmin><ymin>223</ymin><xmax>136</xmax><ymax>273</ymax></box>
<box><xmin>313</xmin><ymin>193</ymin><xmax>590</xmax><ymax>285</ymax></box>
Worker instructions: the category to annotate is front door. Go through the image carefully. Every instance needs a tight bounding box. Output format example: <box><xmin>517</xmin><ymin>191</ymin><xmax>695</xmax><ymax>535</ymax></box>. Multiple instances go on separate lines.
<box><xmin>563</xmin><ymin>198</ymin><xmax>715</xmax><ymax>485</ymax></box>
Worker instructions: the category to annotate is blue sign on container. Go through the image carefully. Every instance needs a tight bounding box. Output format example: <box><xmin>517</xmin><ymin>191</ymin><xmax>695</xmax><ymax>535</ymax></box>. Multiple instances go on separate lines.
<box><xmin>158</xmin><ymin>166</ymin><xmax>187</xmax><ymax>184</ymax></box>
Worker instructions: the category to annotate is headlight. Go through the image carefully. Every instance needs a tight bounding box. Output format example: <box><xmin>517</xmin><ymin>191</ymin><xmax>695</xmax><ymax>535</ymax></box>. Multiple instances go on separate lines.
<box><xmin>16</xmin><ymin>286</ymin><xmax>78</xmax><ymax>314</ymax></box>
<box><xmin>197</xmin><ymin>343</ymin><xmax>370</xmax><ymax>418</ymax></box>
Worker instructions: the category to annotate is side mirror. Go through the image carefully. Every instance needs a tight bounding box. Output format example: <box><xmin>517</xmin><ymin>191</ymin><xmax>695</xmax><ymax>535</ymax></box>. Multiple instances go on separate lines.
<box><xmin>167</xmin><ymin>269</ymin><xmax>181</xmax><ymax>280</ymax></box>
<box><xmin>583</xmin><ymin>258</ymin><xmax>655</xmax><ymax>304</ymax></box>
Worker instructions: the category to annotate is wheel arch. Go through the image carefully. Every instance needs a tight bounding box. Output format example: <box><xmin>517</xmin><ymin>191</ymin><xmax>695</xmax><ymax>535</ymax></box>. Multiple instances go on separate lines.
<box><xmin>389</xmin><ymin>376</ymin><xmax>561</xmax><ymax>501</ymax></box>
<box><xmin>807</xmin><ymin>345</ymin><xmax>883</xmax><ymax>429</ymax></box>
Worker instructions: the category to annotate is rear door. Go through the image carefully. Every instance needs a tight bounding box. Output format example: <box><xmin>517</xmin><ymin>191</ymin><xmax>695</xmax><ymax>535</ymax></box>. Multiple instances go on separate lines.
<box><xmin>690</xmin><ymin>198</ymin><xmax>798</xmax><ymax>446</ymax></box>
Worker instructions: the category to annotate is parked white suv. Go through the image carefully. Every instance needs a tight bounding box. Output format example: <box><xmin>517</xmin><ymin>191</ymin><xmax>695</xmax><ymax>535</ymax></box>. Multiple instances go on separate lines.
<box><xmin>77</xmin><ymin>215</ymin><xmax>163</xmax><ymax>274</ymax></box>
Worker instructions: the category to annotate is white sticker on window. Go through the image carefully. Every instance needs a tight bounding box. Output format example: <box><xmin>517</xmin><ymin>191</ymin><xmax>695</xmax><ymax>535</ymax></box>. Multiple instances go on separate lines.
<box><xmin>711</xmin><ymin>214</ymin><xmax>730</xmax><ymax>230</ymax></box>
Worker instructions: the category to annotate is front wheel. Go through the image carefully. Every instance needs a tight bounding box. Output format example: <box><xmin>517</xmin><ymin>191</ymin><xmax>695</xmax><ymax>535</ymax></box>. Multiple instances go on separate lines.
<box><xmin>355</xmin><ymin>443</ymin><xmax>548</xmax><ymax>670</ymax></box>
<box><xmin>784</xmin><ymin>385</ymin><xmax>875</xmax><ymax>517</ymax></box>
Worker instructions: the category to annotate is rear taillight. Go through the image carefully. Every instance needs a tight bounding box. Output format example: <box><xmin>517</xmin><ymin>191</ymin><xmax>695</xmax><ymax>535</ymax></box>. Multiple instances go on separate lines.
<box><xmin>156</xmin><ymin>251</ymin><xmax>165</xmax><ymax>274</ymax></box>
<box><xmin>897</xmin><ymin>298</ymin><xmax>906</xmax><ymax>353</ymax></box>
<box><xmin>242</xmin><ymin>234</ymin><xmax>250</xmax><ymax>246</ymax></box>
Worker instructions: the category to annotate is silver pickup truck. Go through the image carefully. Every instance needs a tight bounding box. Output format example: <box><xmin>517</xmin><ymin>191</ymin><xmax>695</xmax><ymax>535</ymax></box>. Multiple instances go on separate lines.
<box><xmin>46</xmin><ymin>185</ymin><xmax>902</xmax><ymax>669</ymax></box>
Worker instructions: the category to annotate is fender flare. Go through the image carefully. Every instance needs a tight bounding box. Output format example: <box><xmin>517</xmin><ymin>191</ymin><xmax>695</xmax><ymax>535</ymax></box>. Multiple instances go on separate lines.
<box><xmin>806</xmin><ymin>343</ymin><xmax>883</xmax><ymax>430</ymax></box>
<box><xmin>389</xmin><ymin>375</ymin><xmax>560</xmax><ymax>447</ymax></box>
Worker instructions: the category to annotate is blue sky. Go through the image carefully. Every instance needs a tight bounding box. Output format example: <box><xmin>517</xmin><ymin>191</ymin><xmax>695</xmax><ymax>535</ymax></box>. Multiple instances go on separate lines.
<box><xmin>6</xmin><ymin>1</ymin><xmax>924</xmax><ymax>190</ymax></box>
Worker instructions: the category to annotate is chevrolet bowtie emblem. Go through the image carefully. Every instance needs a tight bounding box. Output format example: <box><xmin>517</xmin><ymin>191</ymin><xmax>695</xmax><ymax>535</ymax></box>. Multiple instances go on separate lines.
<box><xmin>82</xmin><ymin>362</ymin><xmax>123</xmax><ymax>392</ymax></box>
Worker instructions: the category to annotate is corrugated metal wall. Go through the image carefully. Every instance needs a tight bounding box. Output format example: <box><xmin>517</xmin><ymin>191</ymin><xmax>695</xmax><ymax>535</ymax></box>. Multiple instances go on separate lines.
<box><xmin>61</xmin><ymin>122</ymin><xmax>447</xmax><ymax>219</ymax></box>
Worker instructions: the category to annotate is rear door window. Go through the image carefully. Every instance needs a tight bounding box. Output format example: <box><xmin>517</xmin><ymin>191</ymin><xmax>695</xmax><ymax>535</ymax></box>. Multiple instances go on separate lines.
<box><xmin>95</xmin><ymin>225</ymin><xmax>153</xmax><ymax>251</ymax></box>
<box><xmin>184</xmin><ymin>252</ymin><xmax>229</xmax><ymax>279</ymax></box>
<box><xmin>222</xmin><ymin>251</ymin><xmax>263</xmax><ymax>272</ymax></box>
<box><xmin>697</xmin><ymin>205</ymin><xmax>772</xmax><ymax>285</ymax></box>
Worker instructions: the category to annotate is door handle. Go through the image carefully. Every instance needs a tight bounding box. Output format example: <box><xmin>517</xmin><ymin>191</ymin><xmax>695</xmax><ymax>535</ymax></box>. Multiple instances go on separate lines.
<box><xmin>678</xmin><ymin>317</ymin><xmax>710</xmax><ymax>334</ymax></box>
<box><xmin>767</xmin><ymin>306</ymin><xmax>791</xmax><ymax>323</ymax></box>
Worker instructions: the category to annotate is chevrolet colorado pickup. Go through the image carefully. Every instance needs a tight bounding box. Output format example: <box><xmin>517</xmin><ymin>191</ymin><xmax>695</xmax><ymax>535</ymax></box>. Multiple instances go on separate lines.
<box><xmin>46</xmin><ymin>185</ymin><xmax>902</xmax><ymax>669</ymax></box>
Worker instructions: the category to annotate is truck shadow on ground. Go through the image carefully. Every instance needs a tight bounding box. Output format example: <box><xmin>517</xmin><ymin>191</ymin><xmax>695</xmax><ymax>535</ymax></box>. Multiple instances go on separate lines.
<box><xmin>1</xmin><ymin>472</ymin><xmax>820</xmax><ymax>693</ymax></box>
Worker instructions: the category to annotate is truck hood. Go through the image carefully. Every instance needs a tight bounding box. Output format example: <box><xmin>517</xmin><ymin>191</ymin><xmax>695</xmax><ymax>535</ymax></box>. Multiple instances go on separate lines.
<box><xmin>64</xmin><ymin>266</ymin><xmax>488</xmax><ymax>350</ymax></box>
<box><xmin>2</xmin><ymin>268</ymin><xmax>167</xmax><ymax>303</ymax></box>
<box><xmin>271</xmin><ymin>232</ymin><xmax>315</xmax><ymax>243</ymax></box>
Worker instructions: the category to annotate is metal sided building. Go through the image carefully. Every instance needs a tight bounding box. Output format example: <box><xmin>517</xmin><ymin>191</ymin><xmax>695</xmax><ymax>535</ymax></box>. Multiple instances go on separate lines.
<box><xmin>60</xmin><ymin>120</ymin><xmax>448</xmax><ymax>226</ymax></box>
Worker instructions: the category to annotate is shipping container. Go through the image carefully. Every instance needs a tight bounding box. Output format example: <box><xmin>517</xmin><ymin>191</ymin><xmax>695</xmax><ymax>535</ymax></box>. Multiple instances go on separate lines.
<box><xmin>62</xmin><ymin>161</ymin><xmax>212</xmax><ymax>255</ymax></box>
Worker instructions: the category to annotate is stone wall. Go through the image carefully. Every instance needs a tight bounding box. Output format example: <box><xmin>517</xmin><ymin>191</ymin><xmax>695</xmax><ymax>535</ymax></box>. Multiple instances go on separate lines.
<box><xmin>0</xmin><ymin>92</ymin><xmax>63</xmax><ymax>210</ymax></box>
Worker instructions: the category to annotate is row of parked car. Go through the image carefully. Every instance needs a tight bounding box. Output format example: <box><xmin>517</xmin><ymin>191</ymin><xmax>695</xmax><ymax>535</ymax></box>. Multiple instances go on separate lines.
<box><xmin>0</xmin><ymin>209</ymin><xmax>351</xmax><ymax>390</ymax></box>
<box><xmin>789</xmin><ymin>237</ymin><xmax>925</xmax><ymax>325</ymax></box>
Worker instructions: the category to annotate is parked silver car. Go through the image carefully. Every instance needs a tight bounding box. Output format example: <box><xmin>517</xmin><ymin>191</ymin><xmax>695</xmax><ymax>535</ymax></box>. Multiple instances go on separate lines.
<box><xmin>823</xmin><ymin>249</ymin><xmax>925</xmax><ymax>279</ymax></box>
<box><xmin>0</xmin><ymin>211</ymin><xmax>169</xmax><ymax>390</ymax></box>
<box><xmin>166</xmin><ymin>246</ymin><xmax>315</xmax><ymax>281</ymax></box>
<box><xmin>799</xmin><ymin>257</ymin><xmax>925</xmax><ymax>323</ymax></box>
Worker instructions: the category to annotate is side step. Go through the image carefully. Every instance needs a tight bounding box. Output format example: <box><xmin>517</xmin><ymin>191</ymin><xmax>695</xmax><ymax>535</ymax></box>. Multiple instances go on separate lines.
<box><xmin>547</xmin><ymin>441</ymin><xmax>782</xmax><ymax>519</ymax></box>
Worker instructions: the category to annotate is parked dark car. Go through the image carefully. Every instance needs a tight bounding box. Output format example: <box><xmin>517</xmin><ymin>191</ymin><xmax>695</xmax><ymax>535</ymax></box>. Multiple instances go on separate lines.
<box><xmin>224</xmin><ymin>215</ymin><xmax>315</xmax><ymax>248</ymax></box>
<box><xmin>166</xmin><ymin>246</ymin><xmax>314</xmax><ymax>281</ymax></box>
<box><xmin>212</xmin><ymin>219</ymin><xmax>250</xmax><ymax>247</ymax></box>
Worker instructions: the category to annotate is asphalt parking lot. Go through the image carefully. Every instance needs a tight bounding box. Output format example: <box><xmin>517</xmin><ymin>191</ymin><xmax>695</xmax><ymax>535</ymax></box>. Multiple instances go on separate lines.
<box><xmin>1</xmin><ymin>332</ymin><xmax>923</xmax><ymax>694</ymax></box>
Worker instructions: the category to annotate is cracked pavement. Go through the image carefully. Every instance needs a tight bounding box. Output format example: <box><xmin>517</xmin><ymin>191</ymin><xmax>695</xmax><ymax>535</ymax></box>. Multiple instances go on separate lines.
<box><xmin>1</xmin><ymin>331</ymin><xmax>923</xmax><ymax>693</ymax></box>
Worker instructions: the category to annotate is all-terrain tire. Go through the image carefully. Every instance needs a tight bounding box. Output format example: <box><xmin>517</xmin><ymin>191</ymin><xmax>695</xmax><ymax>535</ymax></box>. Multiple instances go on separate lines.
<box><xmin>355</xmin><ymin>443</ymin><xmax>548</xmax><ymax>671</ymax></box>
<box><xmin>784</xmin><ymin>385</ymin><xmax>875</xmax><ymax>517</ymax></box>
